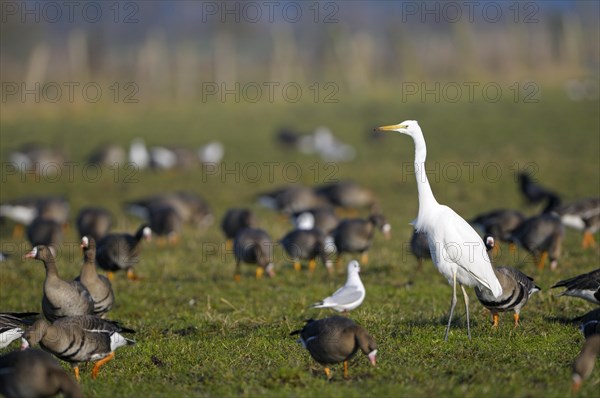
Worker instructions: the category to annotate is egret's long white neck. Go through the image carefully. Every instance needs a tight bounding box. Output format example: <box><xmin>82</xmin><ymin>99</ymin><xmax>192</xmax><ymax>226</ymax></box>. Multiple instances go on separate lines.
<box><xmin>411</xmin><ymin>128</ymin><xmax>438</xmax><ymax>218</ymax></box>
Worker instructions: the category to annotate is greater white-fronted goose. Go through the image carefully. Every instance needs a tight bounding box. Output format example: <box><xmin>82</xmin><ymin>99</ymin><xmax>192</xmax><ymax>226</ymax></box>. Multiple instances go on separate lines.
<box><xmin>409</xmin><ymin>229</ymin><xmax>430</xmax><ymax>269</ymax></box>
<box><xmin>292</xmin><ymin>207</ymin><xmax>339</xmax><ymax>234</ymax></box>
<box><xmin>221</xmin><ymin>208</ymin><xmax>257</xmax><ymax>248</ymax></box>
<box><xmin>291</xmin><ymin>316</ymin><xmax>377</xmax><ymax>379</ymax></box>
<box><xmin>232</xmin><ymin>228</ymin><xmax>274</xmax><ymax>280</ymax></box>
<box><xmin>96</xmin><ymin>224</ymin><xmax>151</xmax><ymax>280</ymax></box>
<box><xmin>570</xmin><ymin>305</ymin><xmax>599</xmax><ymax>392</ymax></box>
<box><xmin>509</xmin><ymin>195</ymin><xmax>564</xmax><ymax>270</ymax></box>
<box><xmin>149</xmin><ymin>146</ymin><xmax>198</xmax><ymax>170</ymax></box>
<box><xmin>1</xmin><ymin>196</ymin><xmax>69</xmax><ymax>238</ymax></box>
<box><xmin>22</xmin><ymin>315</ymin><xmax>135</xmax><ymax>382</ymax></box>
<box><xmin>9</xmin><ymin>143</ymin><xmax>66</xmax><ymax>177</ymax></box>
<box><xmin>315</xmin><ymin>181</ymin><xmax>379</xmax><ymax>214</ymax></box>
<box><xmin>518</xmin><ymin>172</ymin><xmax>559</xmax><ymax>205</ymax></box>
<box><xmin>0</xmin><ymin>312</ymin><xmax>38</xmax><ymax>349</ymax></box>
<box><xmin>552</xmin><ymin>268</ymin><xmax>600</xmax><ymax>305</ymax></box>
<box><xmin>125</xmin><ymin>192</ymin><xmax>213</xmax><ymax>229</ymax></box>
<box><xmin>475</xmin><ymin>236</ymin><xmax>541</xmax><ymax>328</ymax></box>
<box><xmin>509</xmin><ymin>213</ymin><xmax>564</xmax><ymax>270</ymax></box>
<box><xmin>26</xmin><ymin>217</ymin><xmax>64</xmax><ymax>249</ymax></box>
<box><xmin>553</xmin><ymin>197</ymin><xmax>600</xmax><ymax>249</ymax></box>
<box><xmin>311</xmin><ymin>260</ymin><xmax>365</xmax><ymax>312</ymax></box>
<box><xmin>76</xmin><ymin>207</ymin><xmax>112</xmax><ymax>241</ymax></box>
<box><xmin>0</xmin><ymin>348</ymin><xmax>82</xmax><ymax>398</ymax></box>
<box><xmin>75</xmin><ymin>237</ymin><xmax>114</xmax><ymax>318</ymax></box>
<box><xmin>147</xmin><ymin>204</ymin><xmax>183</xmax><ymax>246</ymax></box>
<box><xmin>280</xmin><ymin>228</ymin><xmax>331</xmax><ymax>273</ymax></box>
<box><xmin>87</xmin><ymin>144</ymin><xmax>126</xmax><ymax>167</ymax></box>
<box><xmin>332</xmin><ymin>214</ymin><xmax>391</xmax><ymax>265</ymax></box>
<box><xmin>258</xmin><ymin>186</ymin><xmax>328</xmax><ymax>216</ymax></box>
<box><xmin>471</xmin><ymin>209</ymin><xmax>526</xmax><ymax>250</ymax></box>
<box><xmin>24</xmin><ymin>246</ymin><xmax>94</xmax><ymax>322</ymax></box>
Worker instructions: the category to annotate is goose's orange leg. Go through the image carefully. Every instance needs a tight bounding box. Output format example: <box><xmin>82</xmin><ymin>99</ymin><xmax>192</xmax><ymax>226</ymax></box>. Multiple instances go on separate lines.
<box><xmin>92</xmin><ymin>352</ymin><xmax>115</xmax><ymax>379</ymax></box>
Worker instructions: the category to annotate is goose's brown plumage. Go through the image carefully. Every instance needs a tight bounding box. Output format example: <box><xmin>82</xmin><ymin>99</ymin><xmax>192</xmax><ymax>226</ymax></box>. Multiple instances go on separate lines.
<box><xmin>75</xmin><ymin>237</ymin><xmax>114</xmax><ymax>317</ymax></box>
<box><xmin>332</xmin><ymin>214</ymin><xmax>391</xmax><ymax>264</ymax></box>
<box><xmin>552</xmin><ymin>268</ymin><xmax>600</xmax><ymax>305</ymax></box>
<box><xmin>0</xmin><ymin>348</ymin><xmax>82</xmax><ymax>398</ymax></box>
<box><xmin>76</xmin><ymin>207</ymin><xmax>112</xmax><ymax>241</ymax></box>
<box><xmin>233</xmin><ymin>228</ymin><xmax>274</xmax><ymax>280</ymax></box>
<box><xmin>572</xmin><ymin>334</ymin><xmax>600</xmax><ymax>393</ymax></box>
<box><xmin>280</xmin><ymin>228</ymin><xmax>331</xmax><ymax>273</ymax></box>
<box><xmin>475</xmin><ymin>236</ymin><xmax>540</xmax><ymax>327</ymax></box>
<box><xmin>96</xmin><ymin>224</ymin><xmax>151</xmax><ymax>280</ymax></box>
<box><xmin>221</xmin><ymin>208</ymin><xmax>257</xmax><ymax>241</ymax></box>
<box><xmin>315</xmin><ymin>181</ymin><xmax>379</xmax><ymax>213</ymax></box>
<box><xmin>22</xmin><ymin>315</ymin><xmax>135</xmax><ymax>382</ymax></box>
<box><xmin>25</xmin><ymin>246</ymin><xmax>94</xmax><ymax>322</ymax></box>
<box><xmin>26</xmin><ymin>217</ymin><xmax>64</xmax><ymax>248</ymax></box>
<box><xmin>291</xmin><ymin>316</ymin><xmax>377</xmax><ymax>379</ymax></box>
<box><xmin>0</xmin><ymin>312</ymin><xmax>38</xmax><ymax>349</ymax></box>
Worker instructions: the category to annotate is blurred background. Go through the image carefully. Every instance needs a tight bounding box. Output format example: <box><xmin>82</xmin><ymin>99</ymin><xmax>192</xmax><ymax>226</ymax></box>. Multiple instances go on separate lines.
<box><xmin>1</xmin><ymin>0</ymin><xmax>598</xmax><ymax>106</ymax></box>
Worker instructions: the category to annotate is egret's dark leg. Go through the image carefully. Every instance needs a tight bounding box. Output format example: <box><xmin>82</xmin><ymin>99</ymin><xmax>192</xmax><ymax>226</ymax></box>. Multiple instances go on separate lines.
<box><xmin>444</xmin><ymin>269</ymin><xmax>458</xmax><ymax>341</ymax></box>
<box><xmin>460</xmin><ymin>284</ymin><xmax>471</xmax><ymax>340</ymax></box>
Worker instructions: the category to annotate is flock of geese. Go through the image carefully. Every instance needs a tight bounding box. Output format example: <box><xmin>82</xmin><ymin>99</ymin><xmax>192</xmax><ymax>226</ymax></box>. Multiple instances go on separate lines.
<box><xmin>0</xmin><ymin>120</ymin><xmax>599</xmax><ymax>397</ymax></box>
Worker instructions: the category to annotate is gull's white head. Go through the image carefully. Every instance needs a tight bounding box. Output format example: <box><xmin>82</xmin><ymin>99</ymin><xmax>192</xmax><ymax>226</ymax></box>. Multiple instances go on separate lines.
<box><xmin>375</xmin><ymin>120</ymin><xmax>420</xmax><ymax>137</ymax></box>
<box><xmin>347</xmin><ymin>260</ymin><xmax>361</xmax><ymax>274</ymax></box>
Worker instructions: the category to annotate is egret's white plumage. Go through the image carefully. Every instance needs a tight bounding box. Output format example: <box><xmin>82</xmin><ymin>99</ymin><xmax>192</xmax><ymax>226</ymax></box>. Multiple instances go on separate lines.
<box><xmin>311</xmin><ymin>260</ymin><xmax>365</xmax><ymax>312</ymax></box>
<box><xmin>376</xmin><ymin>120</ymin><xmax>502</xmax><ymax>340</ymax></box>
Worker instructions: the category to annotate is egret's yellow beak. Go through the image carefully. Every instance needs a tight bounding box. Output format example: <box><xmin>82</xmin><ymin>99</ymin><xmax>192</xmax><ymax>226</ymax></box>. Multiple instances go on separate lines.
<box><xmin>375</xmin><ymin>123</ymin><xmax>406</xmax><ymax>132</ymax></box>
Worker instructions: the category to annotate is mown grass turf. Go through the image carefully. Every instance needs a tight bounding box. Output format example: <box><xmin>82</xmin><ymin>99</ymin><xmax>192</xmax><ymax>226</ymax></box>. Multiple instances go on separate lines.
<box><xmin>0</xmin><ymin>93</ymin><xmax>599</xmax><ymax>397</ymax></box>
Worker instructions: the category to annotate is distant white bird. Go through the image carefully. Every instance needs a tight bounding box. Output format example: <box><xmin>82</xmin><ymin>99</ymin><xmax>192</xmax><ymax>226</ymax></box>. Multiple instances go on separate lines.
<box><xmin>198</xmin><ymin>141</ymin><xmax>225</xmax><ymax>164</ymax></box>
<box><xmin>376</xmin><ymin>120</ymin><xmax>503</xmax><ymax>340</ymax></box>
<box><xmin>129</xmin><ymin>138</ymin><xmax>150</xmax><ymax>170</ymax></box>
<box><xmin>311</xmin><ymin>260</ymin><xmax>365</xmax><ymax>312</ymax></box>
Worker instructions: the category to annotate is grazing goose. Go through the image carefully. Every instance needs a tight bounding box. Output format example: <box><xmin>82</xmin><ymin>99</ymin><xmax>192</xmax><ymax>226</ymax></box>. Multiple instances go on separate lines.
<box><xmin>221</xmin><ymin>208</ymin><xmax>257</xmax><ymax>248</ymax></box>
<box><xmin>87</xmin><ymin>144</ymin><xmax>126</xmax><ymax>167</ymax></box>
<box><xmin>315</xmin><ymin>181</ymin><xmax>379</xmax><ymax>214</ymax></box>
<box><xmin>8</xmin><ymin>144</ymin><xmax>66</xmax><ymax>177</ymax></box>
<box><xmin>332</xmin><ymin>214</ymin><xmax>391</xmax><ymax>265</ymax></box>
<box><xmin>475</xmin><ymin>236</ymin><xmax>541</xmax><ymax>328</ymax></box>
<box><xmin>128</xmin><ymin>138</ymin><xmax>150</xmax><ymax>170</ymax></box>
<box><xmin>376</xmin><ymin>120</ymin><xmax>503</xmax><ymax>340</ymax></box>
<box><xmin>573</xmin><ymin>310</ymin><xmax>600</xmax><ymax>391</ymax></box>
<box><xmin>518</xmin><ymin>172</ymin><xmax>559</xmax><ymax>205</ymax></box>
<box><xmin>292</xmin><ymin>207</ymin><xmax>339</xmax><ymax>234</ymax></box>
<box><xmin>280</xmin><ymin>228</ymin><xmax>331</xmax><ymax>273</ymax></box>
<box><xmin>0</xmin><ymin>312</ymin><xmax>38</xmax><ymax>349</ymax></box>
<box><xmin>26</xmin><ymin>217</ymin><xmax>64</xmax><ymax>249</ymax></box>
<box><xmin>291</xmin><ymin>316</ymin><xmax>377</xmax><ymax>379</ymax></box>
<box><xmin>198</xmin><ymin>141</ymin><xmax>225</xmax><ymax>164</ymax></box>
<box><xmin>21</xmin><ymin>315</ymin><xmax>135</xmax><ymax>382</ymax></box>
<box><xmin>25</xmin><ymin>246</ymin><xmax>94</xmax><ymax>321</ymax></box>
<box><xmin>232</xmin><ymin>228</ymin><xmax>274</xmax><ymax>280</ymax></box>
<box><xmin>148</xmin><ymin>204</ymin><xmax>183</xmax><ymax>245</ymax></box>
<box><xmin>553</xmin><ymin>197</ymin><xmax>600</xmax><ymax>249</ymax></box>
<box><xmin>0</xmin><ymin>196</ymin><xmax>69</xmax><ymax>237</ymax></box>
<box><xmin>76</xmin><ymin>207</ymin><xmax>112</xmax><ymax>241</ymax></box>
<box><xmin>126</xmin><ymin>192</ymin><xmax>213</xmax><ymax>229</ymax></box>
<box><xmin>410</xmin><ymin>229</ymin><xmax>431</xmax><ymax>269</ymax></box>
<box><xmin>0</xmin><ymin>348</ymin><xmax>82</xmax><ymax>398</ymax></box>
<box><xmin>96</xmin><ymin>224</ymin><xmax>152</xmax><ymax>280</ymax></box>
<box><xmin>552</xmin><ymin>268</ymin><xmax>600</xmax><ymax>305</ymax></box>
<box><xmin>75</xmin><ymin>237</ymin><xmax>114</xmax><ymax>317</ymax></box>
<box><xmin>471</xmin><ymin>209</ymin><xmax>526</xmax><ymax>248</ymax></box>
<box><xmin>311</xmin><ymin>260</ymin><xmax>365</xmax><ymax>312</ymax></box>
<box><xmin>572</xmin><ymin>333</ymin><xmax>600</xmax><ymax>393</ymax></box>
<box><xmin>258</xmin><ymin>186</ymin><xmax>328</xmax><ymax>216</ymax></box>
<box><xmin>509</xmin><ymin>214</ymin><xmax>564</xmax><ymax>270</ymax></box>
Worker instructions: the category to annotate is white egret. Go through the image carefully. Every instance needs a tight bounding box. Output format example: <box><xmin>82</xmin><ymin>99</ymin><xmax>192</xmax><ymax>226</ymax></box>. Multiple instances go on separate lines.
<box><xmin>376</xmin><ymin>120</ymin><xmax>502</xmax><ymax>340</ymax></box>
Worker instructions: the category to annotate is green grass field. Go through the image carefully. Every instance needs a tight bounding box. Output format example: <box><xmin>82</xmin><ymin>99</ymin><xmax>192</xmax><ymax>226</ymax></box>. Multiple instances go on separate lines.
<box><xmin>1</xmin><ymin>93</ymin><xmax>599</xmax><ymax>397</ymax></box>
